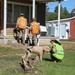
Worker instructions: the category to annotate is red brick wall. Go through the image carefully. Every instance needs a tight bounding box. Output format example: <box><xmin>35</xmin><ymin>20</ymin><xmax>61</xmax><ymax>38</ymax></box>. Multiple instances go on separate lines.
<box><xmin>70</xmin><ymin>18</ymin><xmax>75</xmax><ymax>39</ymax></box>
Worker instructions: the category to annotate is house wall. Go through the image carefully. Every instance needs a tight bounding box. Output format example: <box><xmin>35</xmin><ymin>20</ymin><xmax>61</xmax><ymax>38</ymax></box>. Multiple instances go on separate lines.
<box><xmin>0</xmin><ymin>0</ymin><xmax>45</xmax><ymax>36</ymax></box>
<box><xmin>7</xmin><ymin>0</ymin><xmax>45</xmax><ymax>25</ymax></box>
<box><xmin>37</xmin><ymin>3</ymin><xmax>45</xmax><ymax>26</ymax></box>
<box><xmin>46</xmin><ymin>21</ymin><xmax>70</xmax><ymax>39</ymax></box>
<box><xmin>70</xmin><ymin>18</ymin><xmax>75</xmax><ymax>40</ymax></box>
<box><xmin>6</xmin><ymin>0</ymin><xmax>32</xmax><ymax>35</ymax></box>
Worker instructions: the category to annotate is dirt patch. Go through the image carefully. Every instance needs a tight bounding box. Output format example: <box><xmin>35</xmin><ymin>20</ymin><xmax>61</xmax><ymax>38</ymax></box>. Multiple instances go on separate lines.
<box><xmin>5</xmin><ymin>63</ymin><xmax>41</xmax><ymax>75</ymax></box>
<box><xmin>62</xmin><ymin>43</ymin><xmax>75</xmax><ymax>50</ymax></box>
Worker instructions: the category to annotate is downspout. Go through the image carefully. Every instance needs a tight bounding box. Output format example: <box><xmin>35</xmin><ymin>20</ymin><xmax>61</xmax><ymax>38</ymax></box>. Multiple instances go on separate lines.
<box><xmin>58</xmin><ymin>1</ymin><xmax>60</xmax><ymax>40</ymax></box>
<box><xmin>3</xmin><ymin>0</ymin><xmax>7</xmax><ymax>38</ymax></box>
<box><xmin>32</xmin><ymin>0</ymin><xmax>35</xmax><ymax>18</ymax></box>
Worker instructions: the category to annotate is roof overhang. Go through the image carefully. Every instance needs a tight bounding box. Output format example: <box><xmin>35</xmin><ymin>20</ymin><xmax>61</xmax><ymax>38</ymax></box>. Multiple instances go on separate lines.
<box><xmin>34</xmin><ymin>0</ymin><xmax>64</xmax><ymax>3</ymax></box>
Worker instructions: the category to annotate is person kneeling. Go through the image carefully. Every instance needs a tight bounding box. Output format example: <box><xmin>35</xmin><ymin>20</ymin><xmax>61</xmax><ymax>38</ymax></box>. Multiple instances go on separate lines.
<box><xmin>50</xmin><ymin>40</ymin><xmax>64</xmax><ymax>63</ymax></box>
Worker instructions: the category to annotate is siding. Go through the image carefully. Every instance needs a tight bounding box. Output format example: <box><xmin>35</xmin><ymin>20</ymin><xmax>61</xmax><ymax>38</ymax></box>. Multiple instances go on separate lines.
<box><xmin>70</xmin><ymin>19</ymin><xmax>75</xmax><ymax>39</ymax></box>
<box><xmin>0</xmin><ymin>0</ymin><xmax>3</xmax><ymax>35</ymax></box>
<box><xmin>37</xmin><ymin>3</ymin><xmax>45</xmax><ymax>26</ymax></box>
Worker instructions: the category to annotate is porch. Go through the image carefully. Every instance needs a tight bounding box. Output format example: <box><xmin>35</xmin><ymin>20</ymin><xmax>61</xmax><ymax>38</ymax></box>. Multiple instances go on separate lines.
<box><xmin>0</xmin><ymin>0</ymin><xmax>64</xmax><ymax>37</ymax></box>
<box><xmin>0</xmin><ymin>0</ymin><xmax>65</xmax><ymax>45</ymax></box>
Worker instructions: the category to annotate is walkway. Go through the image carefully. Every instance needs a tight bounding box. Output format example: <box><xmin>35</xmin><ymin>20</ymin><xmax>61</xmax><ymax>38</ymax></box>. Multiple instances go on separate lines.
<box><xmin>0</xmin><ymin>36</ymin><xmax>75</xmax><ymax>50</ymax></box>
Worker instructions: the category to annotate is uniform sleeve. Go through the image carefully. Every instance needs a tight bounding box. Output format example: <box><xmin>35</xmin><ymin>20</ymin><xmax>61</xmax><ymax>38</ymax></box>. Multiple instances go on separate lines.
<box><xmin>26</xmin><ymin>18</ymin><xmax>27</xmax><ymax>26</ymax></box>
<box><xmin>38</xmin><ymin>23</ymin><xmax>41</xmax><ymax>33</ymax></box>
<box><xmin>28</xmin><ymin>23</ymin><xmax>32</xmax><ymax>34</ymax></box>
<box><xmin>30</xmin><ymin>23</ymin><xmax>33</xmax><ymax>30</ymax></box>
<box><xmin>52</xmin><ymin>45</ymin><xmax>56</xmax><ymax>52</ymax></box>
<box><xmin>39</xmin><ymin>25</ymin><xmax>41</xmax><ymax>33</ymax></box>
<box><xmin>52</xmin><ymin>43</ymin><xmax>56</xmax><ymax>52</ymax></box>
<box><xmin>16</xmin><ymin>18</ymin><xmax>19</xmax><ymax>28</ymax></box>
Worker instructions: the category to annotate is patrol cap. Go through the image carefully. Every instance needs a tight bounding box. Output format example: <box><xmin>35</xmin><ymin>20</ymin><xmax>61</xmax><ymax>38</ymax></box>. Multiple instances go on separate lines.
<box><xmin>50</xmin><ymin>38</ymin><xmax>55</xmax><ymax>42</ymax></box>
<box><xmin>20</xmin><ymin>13</ymin><xmax>24</xmax><ymax>16</ymax></box>
<box><xmin>50</xmin><ymin>40</ymin><xmax>54</xmax><ymax>42</ymax></box>
<box><xmin>32</xmin><ymin>18</ymin><xmax>36</xmax><ymax>21</ymax></box>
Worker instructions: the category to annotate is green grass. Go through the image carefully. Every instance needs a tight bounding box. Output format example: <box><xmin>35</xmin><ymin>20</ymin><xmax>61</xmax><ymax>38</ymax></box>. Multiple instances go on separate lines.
<box><xmin>0</xmin><ymin>44</ymin><xmax>75</xmax><ymax>75</ymax></box>
<box><xmin>0</xmin><ymin>46</ymin><xmax>25</xmax><ymax>55</ymax></box>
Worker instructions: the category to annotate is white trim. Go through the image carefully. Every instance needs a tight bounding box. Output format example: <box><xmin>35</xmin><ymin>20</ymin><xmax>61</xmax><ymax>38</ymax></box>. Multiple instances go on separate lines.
<box><xmin>4</xmin><ymin>0</ymin><xmax>7</xmax><ymax>37</ymax></box>
<box><xmin>32</xmin><ymin>0</ymin><xmax>35</xmax><ymax>18</ymax></box>
<box><xmin>46</xmin><ymin>18</ymin><xmax>71</xmax><ymax>23</ymax></box>
<box><xmin>58</xmin><ymin>1</ymin><xmax>60</xmax><ymax>39</ymax></box>
<box><xmin>46</xmin><ymin>16</ymin><xmax>75</xmax><ymax>23</ymax></box>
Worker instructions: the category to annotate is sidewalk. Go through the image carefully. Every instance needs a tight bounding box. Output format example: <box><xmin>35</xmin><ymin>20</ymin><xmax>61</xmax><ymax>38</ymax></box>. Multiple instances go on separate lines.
<box><xmin>0</xmin><ymin>36</ymin><xmax>74</xmax><ymax>46</ymax></box>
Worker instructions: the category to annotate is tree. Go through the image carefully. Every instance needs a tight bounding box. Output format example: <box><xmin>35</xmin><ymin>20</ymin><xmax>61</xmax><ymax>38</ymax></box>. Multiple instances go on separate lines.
<box><xmin>54</xmin><ymin>4</ymin><xmax>63</xmax><ymax>13</ymax></box>
<box><xmin>63</xmin><ymin>7</ymin><xmax>68</xmax><ymax>14</ymax></box>
<box><xmin>54</xmin><ymin>5</ymin><xmax>58</xmax><ymax>13</ymax></box>
<box><xmin>46</xmin><ymin>4</ymin><xmax>50</xmax><ymax>21</ymax></box>
<box><xmin>46</xmin><ymin>4</ymin><xmax>50</xmax><ymax>12</ymax></box>
<box><xmin>46</xmin><ymin>4</ymin><xmax>71</xmax><ymax>21</ymax></box>
<box><xmin>71</xmin><ymin>8</ymin><xmax>75</xmax><ymax>17</ymax></box>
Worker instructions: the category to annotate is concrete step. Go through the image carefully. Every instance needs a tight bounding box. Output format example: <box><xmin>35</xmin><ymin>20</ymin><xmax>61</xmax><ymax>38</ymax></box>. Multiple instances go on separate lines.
<box><xmin>0</xmin><ymin>38</ymin><xmax>17</xmax><ymax>45</ymax></box>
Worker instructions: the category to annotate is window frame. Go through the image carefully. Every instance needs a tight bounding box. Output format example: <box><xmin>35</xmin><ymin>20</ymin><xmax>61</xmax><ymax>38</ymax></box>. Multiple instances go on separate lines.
<box><xmin>7</xmin><ymin>1</ymin><xmax>37</xmax><ymax>25</ymax></box>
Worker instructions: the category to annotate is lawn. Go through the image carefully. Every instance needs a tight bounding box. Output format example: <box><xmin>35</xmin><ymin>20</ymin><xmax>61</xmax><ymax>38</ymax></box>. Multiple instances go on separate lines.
<box><xmin>0</xmin><ymin>43</ymin><xmax>75</xmax><ymax>75</ymax></box>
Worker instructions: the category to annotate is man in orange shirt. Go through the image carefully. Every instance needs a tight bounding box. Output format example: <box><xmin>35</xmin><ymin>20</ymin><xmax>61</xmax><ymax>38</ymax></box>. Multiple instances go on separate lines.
<box><xmin>30</xmin><ymin>18</ymin><xmax>41</xmax><ymax>46</ymax></box>
<box><xmin>16</xmin><ymin>13</ymin><xmax>27</xmax><ymax>45</ymax></box>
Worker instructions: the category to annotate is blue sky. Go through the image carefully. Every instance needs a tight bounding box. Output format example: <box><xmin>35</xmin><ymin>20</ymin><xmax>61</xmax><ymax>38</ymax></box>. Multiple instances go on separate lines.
<box><xmin>48</xmin><ymin>0</ymin><xmax>75</xmax><ymax>13</ymax></box>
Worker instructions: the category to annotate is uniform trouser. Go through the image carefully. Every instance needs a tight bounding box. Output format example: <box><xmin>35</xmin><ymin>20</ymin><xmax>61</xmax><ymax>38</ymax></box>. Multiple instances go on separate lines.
<box><xmin>17</xmin><ymin>28</ymin><xmax>26</xmax><ymax>43</ymax></box>
<box><xmin>50</xmin><ymin>49</ymin><xmax>62</xmax><ymax>62</ymax></box>
<box><xmin>32</xmin><ymin>34</ymin><xmax>40</xmax><ymax>46</ymax></box>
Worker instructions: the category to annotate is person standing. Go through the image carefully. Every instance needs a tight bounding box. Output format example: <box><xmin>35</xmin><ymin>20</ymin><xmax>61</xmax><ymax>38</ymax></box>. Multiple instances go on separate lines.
<box><xmin>30</xmin><ymin>18</ymin><xmax>41</xmax><ymax>46</ymax></box>
<box><xmin>50</xmin><ymin>40</ymin><xmax>64</xmax><ymax>63</ymax></box>
<box><xmin>16</xmin><ymin>13</ymin><xmax>27</xmax><ymax>45</ymax></box>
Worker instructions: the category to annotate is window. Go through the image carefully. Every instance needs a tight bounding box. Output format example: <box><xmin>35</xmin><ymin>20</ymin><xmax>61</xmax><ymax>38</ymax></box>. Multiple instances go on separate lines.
<box><xmin>7</xmin><ymin>2</ymin><xmax>35</xmax><ymax>24</ymax></box>
<box><xmin>14</xmin><ymin>5</ymin><xmax>29</xmax><ymax>23</ymax></box>
<box><xmin>7</xmin><ymin>4</ymin><xmax>12</xmax><ymax>23</ymax></box>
